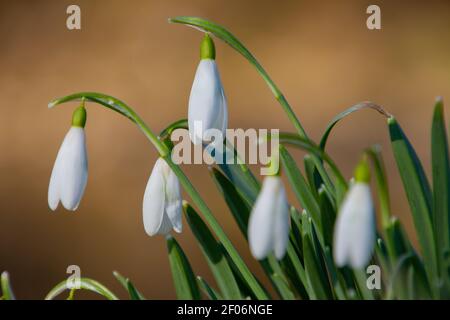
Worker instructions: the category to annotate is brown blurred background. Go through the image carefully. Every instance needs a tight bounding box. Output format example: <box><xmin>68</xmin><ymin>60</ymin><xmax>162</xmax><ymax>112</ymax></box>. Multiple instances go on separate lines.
<box><xmin>1</xmin><ymin>0</ymin><xmax>449</xmax><ymax>299</ymax></box>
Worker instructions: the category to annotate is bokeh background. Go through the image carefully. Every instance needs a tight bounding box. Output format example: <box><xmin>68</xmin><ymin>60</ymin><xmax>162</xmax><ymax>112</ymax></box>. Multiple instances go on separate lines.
<box><xmin>1</xmin><ymin>0</ymin><xmax>450</xmax><ymax>299</ymax></box>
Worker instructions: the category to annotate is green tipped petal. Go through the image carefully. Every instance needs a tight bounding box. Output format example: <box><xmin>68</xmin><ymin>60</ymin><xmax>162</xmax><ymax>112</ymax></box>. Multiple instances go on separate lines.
<box><xmin>200</xmin><ymin>34</ymin><xmax>215</xmax><ymax>60</ymax></box>
<box><xmin>72</xmin><ymin>105</ymin><xmax>87</xmax><ymax>128</ymax></box>
<box><xmin>354</xmin><ymin>156</ymin><xmax>370</xmax><ymax>183</ymax></box>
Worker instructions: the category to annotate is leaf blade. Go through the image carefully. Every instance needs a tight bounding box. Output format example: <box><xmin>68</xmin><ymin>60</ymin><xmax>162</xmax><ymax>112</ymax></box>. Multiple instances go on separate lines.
<box><xmin>1</xmin><ymin>272</ymin><xmax>15</xmax><ymax>300</ymax></box>
<box><xmin>166</xmin><ymin>236</ymin><xmax>201</xmax><ymax>300</ymax></box>
<box><xmin>388</xmin><ymin>117</ymin><xmax>437</xmax><ymax>295</ymax></box>
<box><xmin>184</xmin><ymin>203</ymin><xmax>242</xmax><ymax>300</ymax></box>
<box><xmin>431</xmin><ymin>98</ymin><xmax>450</xmax><ymax>284</ymax></box>
<box><xmin>112</xmin><ymin>271</ymin><xmax>145</xmax><ymax>300</ymax></box>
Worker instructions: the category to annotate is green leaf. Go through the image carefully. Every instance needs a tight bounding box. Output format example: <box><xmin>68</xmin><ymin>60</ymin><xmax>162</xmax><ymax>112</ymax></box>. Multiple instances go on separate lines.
<box><xmin>217</xmin><ymin>143</ymin><xmax>260</xmax><ymax>205</ymax></box>
<box><xmin>388</xmin><ymin>117</ymin><xmax>438</xmax><ymax>294</ymax></box>
<box><xmin>353</xmin><ymin>269</ymin><xmax>375</xmax><ymax>300</ymax></box>
<box><xmin>210</xmin><ymin>167</ymin><xmax>251</xmax><ymax>235</ymax></box>
<box><xmin>184</xmin><ymin>203</ymin><xmax>242</xmax><ymax>299</ymax></box>
<box><xmin>166</xmin><ymin>236</ymin><xmax>201</xmax><ymax>300</ymax></box>
<box><xmin>318</xmin><ymin>188</ymin><xmax>336</xmax><ymax>247</ymax></box>
<box><xmin>271</xmin><ymin>274</ymin><xmax>296</xmax><ymax>300</ymax></box>
<box><xmin>302</xmin><ymin>231</ymin><xmax>333</xmax><ymax>299</ymax></box>
<box><xmin>159</xmin><ymin>118</ymin><xmax>188</xmax><ymax>140</ymax></box>
<box><xmin>387</xmin><ymin>252</ymin><xmax>431</xmax><ymax>300</ymax></box>
<box><xmin>320</xmin><ymin>102</ymin><xmax>390</xmax><ymax>150</ymax></box>
<box><xmin>197</xmin><ymin>276</ymin><xmax>221</xmax><ymax>300</ymax></box>
<box><xmin>431</xmin><ymin>98</ymin><xmax>450</xmax><ymax>282</ymax></box>
<box><xmin>45</xmin><ymin>277</ymin><xmax>119</xmax><ymax>300</ymax></box>
<box><xmin>278</xmin><ymin>132</ymin><xmax>347</xmax><ymax>202</ymax></box>
<box><xmin>289</xmin><ymin>206</ymin><xmax>303</xmax><ymax>256</ymax></box>
<box><xmin>113</xmin><ymin>271</ymin><xmax>145</xmax><ymax>300</ymax></box>
<box><xmin>322</xmin><ymin>248</ymin><xmax>348</xmax><ymax>300</ymax></box>
<box><xmin>1</xmin><ymin>272</ymin><xmax>15</xmax><ymax>300</ymax></box>
<box><xmin>385</xmin><ymin>218</ymin><xmax>413</xmax><ymax>262</ymax></box>
<box><xmin>303</xmin><ymin>154</ymin><xmax>322</xmax><ymax>195</ymax></box>
<box><xmin>279</xmin><ymin>145</ymin><xmax>323</xmax><ymax>245</ymax></box>
<box><xmin>366</xmin><ymin>145</ymin><xmax>391</xmax><ymax>229</ymax></box>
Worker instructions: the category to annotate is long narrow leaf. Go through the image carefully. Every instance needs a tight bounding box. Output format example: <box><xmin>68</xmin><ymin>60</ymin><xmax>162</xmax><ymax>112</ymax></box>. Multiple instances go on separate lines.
<box><xmin>1</xmin><ymin>272</ymin><xmax>15</xmax><ymax>300</ymax></box>
<box><xmin>197</xmin><ymin>276</ymin><xmax>221</xmax><ymax>300</ymax></box>
<box><xmin>320</xmin><ymin>102</ymin><xmax>390</xmax><ymax>150</ymax></box>
<box><xmin>280</xmin><ymin>145</ymin><xmax>323</xmax><ymax>245</ymax></box>
<box><xmin>166</xmin><ymin>236</ymin><xmax>201</xmax><ymax>300</ymax></box>
<box><xmin>302</xmin><ymin>232</ymin><xmax>333</xmax><ymax>299</ymax></box>
<box><xmin>184</xmin><ymin>203</ymin><xmax>242</xmax><ymax>299</ymax></box>
<box><xmin>431</xmin><ymin>98</ymin><xmax>450</xmax><ymax>283</ymax></box>
<box><xmin>366</xmin><ymin>145</ymin><xmax>391</xmax><ymax>229</ymax></box>
<box><xmin>112</xmin><ymin>271</ymin><xmax>145</xmax><ymax>300</ymax></box>
<box><xmin>388</xmin><ymin>117</ymin><xmax>437</xmax><ymax>295</ymax></box>
<box><xmin>210</xmin><ymin>167</ymin><xmax>250</xmax><ymax>235</ymax></box>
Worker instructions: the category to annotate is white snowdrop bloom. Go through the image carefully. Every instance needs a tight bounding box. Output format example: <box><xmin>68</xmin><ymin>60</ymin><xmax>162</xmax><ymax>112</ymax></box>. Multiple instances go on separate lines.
<box><xmin>48</xmin><ymin>106</ymin><xmax>88</xmax><ymax>211</ymax></box>
<box><xmin>188</xmin><ymin>34</ymin><xmax>227</xmax><ymax>145</ymax></box>
<box><xmin>248</xmin><ymin>175</ymin><xmax>290</xmax><ymax>260</ymax></box>
<box><xmin>143</xmin><ymin>157</ymin><xmax>182</xmax><ymax>236</ymax></box>
<box><xmin>333</xmin><ymin>159</ymin><xmax>375</xmax><ymax>269</ymax></box>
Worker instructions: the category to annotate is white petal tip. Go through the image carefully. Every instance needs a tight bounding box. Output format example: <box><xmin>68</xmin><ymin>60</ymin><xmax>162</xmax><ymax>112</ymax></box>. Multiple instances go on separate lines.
<box><xmin>173</xmin><ymin>226</ymin><xmax>182</xmax><ymax>234</ymax></box>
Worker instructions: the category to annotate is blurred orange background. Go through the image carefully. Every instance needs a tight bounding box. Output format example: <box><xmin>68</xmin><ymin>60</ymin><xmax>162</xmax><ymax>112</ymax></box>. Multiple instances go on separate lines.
<box><xmin>1</xmin><ymin>0</ymin><xmax>450</xmax><ymax>299</ymax></box>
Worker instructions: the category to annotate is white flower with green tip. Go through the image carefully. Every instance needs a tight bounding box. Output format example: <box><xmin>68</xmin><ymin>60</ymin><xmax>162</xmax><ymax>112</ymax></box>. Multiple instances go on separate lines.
<box><xmin>48</xmin><ymin>106</ymin><xmax>88</xmax><ymax>211</ymax></box>
<box><xmin>248</xmin><ymin>165</ymin><xmax>290</xmax><ymax>260</ymax></box>
<box><xmin>143</xmin><ymin>157</ymin><xmax>182</xmax><ymax>236</ymax></box>
<box><xmin>333</xmin><ymin>158</ymin><xmax>375</xmax><ymax>269</ymax></box>
<box><xmin>188</xmin><ymin>34</ymin><xmax>228</xmax><ymax>145</ymax></box>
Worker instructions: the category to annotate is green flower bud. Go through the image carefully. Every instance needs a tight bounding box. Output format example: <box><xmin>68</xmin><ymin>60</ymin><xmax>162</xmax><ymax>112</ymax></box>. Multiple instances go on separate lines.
<box><xmin>266</xmin><ymin>154</ymin><xmax>281</xmax><ymax>177</ymax></box>
<box><xmin>200</xmin><ymin>33</ymin><xmax>215</xmax><ymax>60</ymax></box>
<box><xmin>72</xmin><ymin>105</ymin><xmax>87</xmax><ymax>128</ymax></box>
<box><xmin>354</xmin><ymin>156</ymin><xmax>370</xmax><ymax>183</ymax></box>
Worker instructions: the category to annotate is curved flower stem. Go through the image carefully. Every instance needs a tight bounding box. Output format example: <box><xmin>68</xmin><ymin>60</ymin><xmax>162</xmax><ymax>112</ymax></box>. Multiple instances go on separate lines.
<box><xmin>49</xmin><ymin>92</ymin><xmax>268</xmax><ymax>300</ymax></box>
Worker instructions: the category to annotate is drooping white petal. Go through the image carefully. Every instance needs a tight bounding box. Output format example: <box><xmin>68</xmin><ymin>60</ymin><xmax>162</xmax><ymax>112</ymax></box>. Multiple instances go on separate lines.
<box><xmin>165</xmin><ymin>168</ymin><xmax>182</xmax><ymax>233</ymax></box>
<box><xmin>59</xmin><ymin>128</ymin><xmax>88</xmax><ymax>210</ymax></box>
<box><xmin>273</xmin><ymin>184</ymin><xmax>290</xmax><ymax>260</ymax></box>
<box><xmin>188</xmin><ymin>59</ymin><xmax>228</xmax><ymax>145</ymax></box>
<box><xmin>143</xmin><ymin>159</ymin><xmax>167</xmax><ymax>236</ymax></box>
<box><xmin>48</xmin><ymin>127</ymin><xmax>88</xmax><ymax>211</ymax></box>
<box><xmin>248</xmin><ymin>176</ymin><xmax>281</xmax><ymax>260</ymax></box>
<box><xmin>217</xmin><ymin>87</ymin><xmax>228</xmax><ymax>137</ymax></box>
<box><xmin>333</xmin><ymin>183</ymin><xmax>375</xmax><ymax>268</ymax></box>
<box><xmin>48</xmin><ymin>142</ymin><xmax>64</xmax><ymax>211</ymax></box>
<box><xmin>143</xmin><ymin>158</ymin><xmax>183</xmax><ymax>236</ymax></box>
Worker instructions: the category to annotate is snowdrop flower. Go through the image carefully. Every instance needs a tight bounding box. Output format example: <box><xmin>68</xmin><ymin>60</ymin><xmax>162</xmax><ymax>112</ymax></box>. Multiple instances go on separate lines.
<box><xmin>143</xmin><ymin>157</ymin><xmax>182</xmax><ymax>236</ymax></box>
<box><xmin>248</xmin><ymin>173</ymin><xmax>290</xmax><ymax>260</ymax></box>
<box><xmin>48</xmin><ymin>106</ymin><xmax>88</xmax><ymax>211</ymax></box>
<box><xmin>333</xmin><ymin>158</ymin><xmax>375</xmax><ymax>269</ymax></box>
<box><xmin>188</xmin><ymin>34</ymin><xmax>228</xmax><ymax>145</ymax></box>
